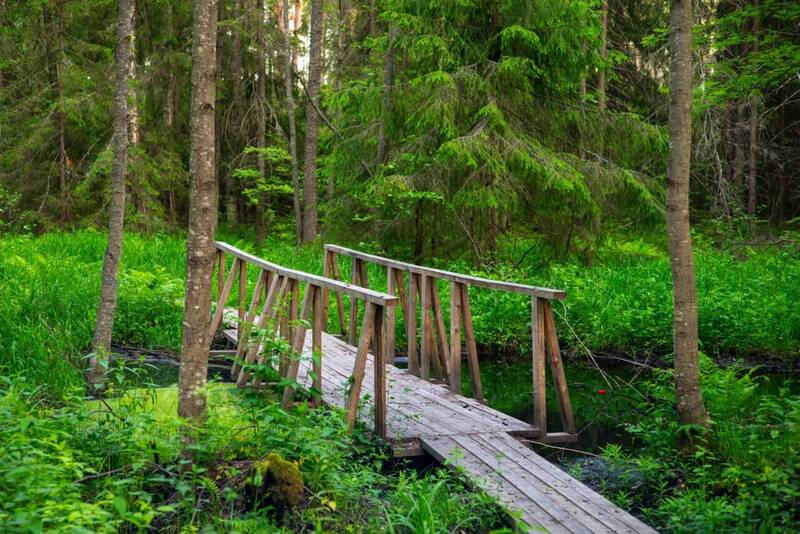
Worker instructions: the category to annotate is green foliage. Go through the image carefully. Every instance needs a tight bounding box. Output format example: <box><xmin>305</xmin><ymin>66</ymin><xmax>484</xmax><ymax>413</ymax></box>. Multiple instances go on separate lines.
<box><xmin>613</xmin><ymin>359</ymin><xmax>800</xmax><ymax>532</ymax></box>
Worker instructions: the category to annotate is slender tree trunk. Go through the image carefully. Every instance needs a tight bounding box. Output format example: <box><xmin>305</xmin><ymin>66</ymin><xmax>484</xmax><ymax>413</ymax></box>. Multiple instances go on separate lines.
<box><xmin>746</xmin><ymin>1</ymin><xmax>759</xmax><ymax>220</ymax></box>
<box><xmin>179</xmin><ymin>0</ymin><xmax>219</xmax><ymax>426</ymax></box>
<box><xmin>227</xmin><ymin>0</ymin><xmax>242</xmax><ymax>225</ymax></box>
<box><xmin>368</xmin><ymin>0</ymin><xmax>377</xmax><ymax>36</ymax></box>
<box><xmin>375</xmin><ymin>25</ymin><xmax>398</xmax><ymax>166</ymax></box>
<box><xmin>301</xmin><ymin>0</ymin><xmax>323</xmax><ymax>242</ymax></box>
<box><xmin>255</xmin><ymin>0</ymin><xmax>267</xmax><ymax>246</ymax></box>
<box><xmin>55</xmin><ymin>0</ymin><xmax>70</xmax><ymax>221</ymax></box>
<box><xmin>733</xmin><ymin>101</ymin><xmax>746</xmax><ymax>202</ymax></box>
<box><xmin>292</xmin><ymin>0</ymin><xmax>302</xmax><ymax>72</ymax></box>
<box><xmin>598</xmin><ymin>0</ymin><xmax>608</xmax><ymax>112</ymax></box>
<box><xmin>88</xmin><ymin>0</ymin><xmax>136</xmax><ymax>387</ymax></box>
<box><xmin>281</xmin><ymin>0</ymin><xmax>302</xmax><ymax>242</ymax></box>
<box><xmin>215</xmin><ymin>0</ymin><xmax>225</xmax><ymax>226</ymax></box>
<box><xmin>666</xmin><ymin>0</ymin><xmax>710</xmax><ymax>430</ymax></box>
<box><xmin>128</xmin><ymin>26</ymin><xmax>146</xmax><ymax>232</ymax></box>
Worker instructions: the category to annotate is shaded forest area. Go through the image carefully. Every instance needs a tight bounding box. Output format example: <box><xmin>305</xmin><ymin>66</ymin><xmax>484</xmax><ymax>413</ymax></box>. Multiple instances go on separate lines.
<box><xmin>1</xmin><ymin>0</ymin><xmax>800</xmax><ymax>532</ymax></box>
<box><xmin>2</xmin><ymin>0</ymin><xmax>798</xmax><ymax>255</ymax></box>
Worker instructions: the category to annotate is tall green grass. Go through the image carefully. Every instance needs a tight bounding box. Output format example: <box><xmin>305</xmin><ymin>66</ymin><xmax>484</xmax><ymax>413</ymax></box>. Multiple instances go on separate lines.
<box><xmin>1</xmin><ymin>229</ymin><xmax>797</xmax><ymax>400</ymax></box>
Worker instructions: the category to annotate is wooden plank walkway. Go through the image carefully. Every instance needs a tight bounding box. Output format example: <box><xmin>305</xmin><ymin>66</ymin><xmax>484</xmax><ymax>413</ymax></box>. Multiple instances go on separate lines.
<box><xmin>223</xmin><ymin>325</ymin><xmax>656</xmax><ymax>533</ymax></box>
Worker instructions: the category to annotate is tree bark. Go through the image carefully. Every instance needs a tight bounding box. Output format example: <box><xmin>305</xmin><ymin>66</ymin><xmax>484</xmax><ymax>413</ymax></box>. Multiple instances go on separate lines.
<box><xmin>375</xmin><ymin>25</ymin><xmax>398</xmax><ymax>167</ymax></box>
<box><xmin>666</xmin><ymin>0</ymin><xmax>710</xmax><ymax>430</ymax></box>
<box><xmin>215</xmin><ymin>0</ymin><xmax>225</xmax><ymax>227</ymax></box>
<box><xmin>282</xmin><ymin>0</ymin><xmax>302</xmax><ymax>242</ymax></box>
<box><xmin>292</xmin><ymin>0</ymin><xmax>302</xmax><ymax>72</ymax></box>
<box><xmin>301</xmin><ymin>0</ymin><xmax>323</xmax><ymax>242</ymax></box>
<box><xmin>598</xmin><ymin>0</ymin><xmax>608</xmax><ymax>112</ymax></box>
<box><xmin>255</xmin><ymin>0</ymin><xmax>267</xmax><ymax>246</ymax></box>
<box><xmin>88</xmin><ymin>0</ymin><xmax>136</xmax><ymax>387</ymax></box>
<box><xmin>746</xmin><ymin>1</ymin><xmax>759</xmax><ymax>219</ymax></box>
<box><xmin>227</xmin><ymin>0</ymin><xmax>242</xmax><ymax>225</ymax></box>
<box><xmin>54</xmin><ymin>0</ymin><xmax>70</xmax><ymax>221</ymax></box>
<box><xmin>179</xmin><ymin>0</ymin><xmax>219</xmax><ymax>426</ymax></box>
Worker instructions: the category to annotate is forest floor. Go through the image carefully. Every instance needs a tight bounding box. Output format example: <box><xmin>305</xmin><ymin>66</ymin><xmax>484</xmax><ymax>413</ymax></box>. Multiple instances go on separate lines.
<box><xmin>0</xmin><ymin>229</ymin><xmax>798</xmax><ymax>532</ymax></box>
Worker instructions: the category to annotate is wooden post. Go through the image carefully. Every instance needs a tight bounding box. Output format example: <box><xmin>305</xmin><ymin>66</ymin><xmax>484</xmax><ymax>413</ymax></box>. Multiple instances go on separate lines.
<box><xmin>449</xmin><ymin>281</ymin><xmax>462</xmax><ymax>394</ymax></box>
<box><xmin>330</xmin><ymin>253</ymin><xmax>347</xmax><ymax>335</ymax></box>
<box><xmin>345</xmin><ymin>302</ymin><xmax>376</xmax><ymax>430</ymax></box>
<box><xmin>237</xmin><ymin>274</ymin><xmax>285</xmax><ymax>387</ymax></box>
<box><xmin>312</xmin><ymin>284</ymin><xmax>324</xmax><ymax>405</ymax></box>
<box><xmin>386</xmin><ymin>267</ymin><xmax>397</xmax><ymax>365</ymax></box>
<box><xmin>321</xmin><ymin>250</ymin><xmax>331</xmax><ymax>332</ymax></box>
<box><xmin>208</xmin><ymin>258</ymin><xmax>240</xmax><ymax>340</ymax></box>
<box><xmin>281</xmin><ymin>284</ymin><xmax>315</xmax><ymax>407</ymax></box>
<box><xmin>430</xmin><ymin>280</ymin><xmax>451</xmax><ymax>380</ymax></box>
<box><xmin>216</xmin><ymin>249</ymin><xmax>225</xmax><ymax>298</ymax></box>
<box><xmin>420</xmin><ymin>274</ymin><xmax>431</xmax><ymax>380</ymax></box>
<box><xmin>373</xmin><ymin>304</ymin><xmax>386</xmax><ymax>438</ymax></box>
<box><xmin>407</xmin><ymin>272</ymin><xmax>419</xmax><ymax>376</ymax></box>
<box><xmin>460</xmin><ymin>284</ymin><xmax>483</xmax><ymax>401</ymax></box>
<box><xmin>543</xmin><ymin>301</ymin><xmax>576</xmax><ymax>434</ymax></box>
<box><xmin>532</xmin><ymin>296</ymin><xmax>547</xmax><ymax>435</ymax></box>
<box><xmin>288</xmin><ymin>279</ymin><xmax>299</xmax><ymax>344</ymax></box>
<box><xmin>237</xmin><ymin>260</ymin><xmax>247</xmax><ymax>346</ymax></box>
<box><xmin>231</xmin><ymin>269</ymin><xmax>267</xmax><ymax>376</ymax></box>
<box><xmin>348</xmin><ymin>257</ymin><xmax>359</xmax><ymax>345</ymax></box>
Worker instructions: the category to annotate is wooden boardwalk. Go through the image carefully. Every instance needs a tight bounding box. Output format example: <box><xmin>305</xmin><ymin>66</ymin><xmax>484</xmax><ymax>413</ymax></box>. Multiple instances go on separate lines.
<box><xmin>211</xmin><ymin>242</ymin><xmax>655</xmax><ymax>533</ymax></box>
<box><xmin>223</xmin><ymin>326</ymin><xmax>656</xmax><ymax>533</ymax></box>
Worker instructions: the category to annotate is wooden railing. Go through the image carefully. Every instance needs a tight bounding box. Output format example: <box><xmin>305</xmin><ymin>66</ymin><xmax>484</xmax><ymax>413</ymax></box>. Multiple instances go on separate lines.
<box><xmin>210</xmin><ymin>242</ymin><xmax>398</xmax><ymax>438</ymax></box>
<box><xmin>323</xmin><ymin>244</ymin><xmax>576</xmax><ymax>440</ymax></box>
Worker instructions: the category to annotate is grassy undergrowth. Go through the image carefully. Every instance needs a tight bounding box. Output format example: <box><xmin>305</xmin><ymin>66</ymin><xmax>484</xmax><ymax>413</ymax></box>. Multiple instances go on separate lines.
<box><xmin>1</xmin><ymin>229</ymin><xmax>798</xmax><ymax>401</ymax></box>
<box><xmin>0</xmin><ymin>374</ymin><xmax>507</xmax><ymax>532</ymax></box>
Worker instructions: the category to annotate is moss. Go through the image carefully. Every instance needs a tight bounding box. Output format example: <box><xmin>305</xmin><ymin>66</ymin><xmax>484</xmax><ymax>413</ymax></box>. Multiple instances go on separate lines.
<box><xmin>252</xmin><ymin>452</ymin><xmax>304</xmax><ymax>508</ymax></box>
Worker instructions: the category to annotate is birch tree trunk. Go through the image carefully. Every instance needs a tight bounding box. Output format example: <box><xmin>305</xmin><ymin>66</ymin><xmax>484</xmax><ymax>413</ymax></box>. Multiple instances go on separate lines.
<box><xmin>666</xmin><ymin>0</ymin><xmax>710</xmax><ymax>431</ymax></box>
<box><xmin>88</xmin><ymin>0</ymin><xmax>136</xmax><ymax>387</ymax></box>
<box><xmin>282</xmin><ymin>0</ymin><xmax>302</xmax><ymax>242</ymax></box>
<box><xmin>179</xmin><ymin>0</ymin><xmax>218</xmax><ymax>426</ymax></box>
<box><xmin>301</xmin><ymin>0</ymin><xmax>323</xmax><ymax>242</ymax></box>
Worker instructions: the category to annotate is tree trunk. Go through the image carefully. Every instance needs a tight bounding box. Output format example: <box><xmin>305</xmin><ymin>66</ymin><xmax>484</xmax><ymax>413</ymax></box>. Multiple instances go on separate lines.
<box><xmin>746</xmin><ymin>1</ymin><xmax>759</xmax><ymax>220</ymax></box>
<box><xmin>666</xmin><ymin>0</ymin><xmax>710</xmax><ymax>430</ymax></box>
<box><xmin>88</xmin><ymin>0</ymin><xmax>136</xmax><ymax>387</ymax></box>
<box><xmin>598</xmin><ymin>0</ymin><xmax>608</xmax><ymax>112</ymax></box>
<box><xmin>292</xmin><ymin>0</ymin><xmax>302</xmax><ymax>72</ymax></box>
<box><xmin>56</xmin><ymin>0</ymin><xmax>70</xmax><ymax>221</ymax></box>
<box><xmin>179</xmin><ymin>0</ymin><xmax>219</xmax><ymax>426</ymax></box>
<box><xmin>227</xmin><ymin>0</ymin><xmax>243</xmax><ymax>225</ymax></box>
<box><xmin>215</xmin><ymin>0</ymin><xmax>225</xmax><ymax>226</ymax></box>
<box><xmin>375</xmin><ymin>25</ymin><xmax>398</xmax><ymax>167</ymax></box>
<box><xmin>301</xmin><ymin>0</ymin><xmax>323</xmax><ymax>242</ymax></box>
<box><xmin>282</xmin><ymin>0</ymin><xmax>302</xmax><ymax>242</ymax></box>
<box><xmin>255</xmin><ymin>0</ymin><xmax>267</xmax><ymax>246</ymax></box>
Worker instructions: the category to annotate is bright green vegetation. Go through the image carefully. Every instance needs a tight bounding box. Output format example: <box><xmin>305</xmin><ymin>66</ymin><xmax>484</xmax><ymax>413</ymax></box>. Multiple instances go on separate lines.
<box><xmin>474</xmin><ymin>359</ymin><xmax>800</xmax><ymax>532</ymax></box>
<box><xmin>0</xmin><ymin>378</ymin><xmax>506</xmax><ymax>532</ymax></box>
<box><xmin>2</xmin><ymin>230</ymin><xmax>799</xmax><ymax>402</ymax></box>
<box><xmin>1</xmin><ymin>230</ymin><xmax>799</xmax><ymax>531</ymax></box>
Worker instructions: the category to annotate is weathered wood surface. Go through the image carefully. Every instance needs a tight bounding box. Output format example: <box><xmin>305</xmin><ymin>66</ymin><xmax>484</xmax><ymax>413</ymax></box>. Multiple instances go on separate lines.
<box><xmin>225</xmin><ymin>322</ymin><xmax>537</xmax><ymax>440</ymax></box>
<box><xmin>423</xmin><ymin>432</ymin><xmax>657</xmax><ymax>534</ymax></box>
<box><xmin>223</xmin><ymin>323</ymin><xmax>654</xmax><ymax>533</ymax></box>
<box><xmin>324</xmin><ymin>244</ymin><xmax>567</xmax><ymax>300</ymax></box>
<box><xmin>215</xmin><ymin>241</ymin><xmax>399</xmax><ymax>306</ymax></box>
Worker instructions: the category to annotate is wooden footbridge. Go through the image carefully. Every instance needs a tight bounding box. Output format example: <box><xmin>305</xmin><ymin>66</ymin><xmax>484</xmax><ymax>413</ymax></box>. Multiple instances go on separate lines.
<box><xmin>209</xmin><ymin>242</ymin><xmax>656</xmax><ymax>533</ymax></box>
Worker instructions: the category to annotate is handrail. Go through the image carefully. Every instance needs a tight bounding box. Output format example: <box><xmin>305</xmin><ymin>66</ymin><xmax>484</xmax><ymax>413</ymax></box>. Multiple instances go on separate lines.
<box><xmin>211</xmin><ymin>241</ymin><xmax>394</xmax><ymax>438</ymax></box>
<box><xmin>323</xmin><ymin>244</ymin><xmax>566</xmax><ymax>300</ymax></box>
<box><xmin>323</xmin><ymin>243</ymin><xmax>576</xmax><ymax>442</ymax></box>
<box><xmin>216</xmin><ymin>242</ymin><xmax>398</xmax><ymax>306</ymax></box>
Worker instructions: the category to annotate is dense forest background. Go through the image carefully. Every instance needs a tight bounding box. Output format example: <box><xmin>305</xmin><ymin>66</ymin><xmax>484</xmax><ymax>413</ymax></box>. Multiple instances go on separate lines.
<box><xmin>1</xmin><ymin>0</ymin><xmax>798</xmax><ymax>258</ymax></box>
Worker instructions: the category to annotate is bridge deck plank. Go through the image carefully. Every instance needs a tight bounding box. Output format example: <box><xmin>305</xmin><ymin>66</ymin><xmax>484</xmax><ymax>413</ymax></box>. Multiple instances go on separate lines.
<box><xmin>223</xmin><ymin>322</ymin><xmax>655</xmax><ymax>533</ymax></box>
